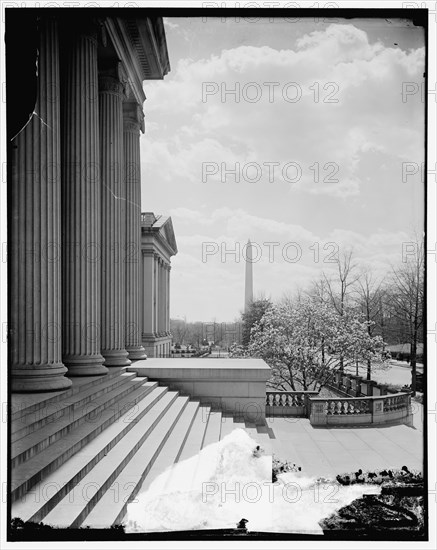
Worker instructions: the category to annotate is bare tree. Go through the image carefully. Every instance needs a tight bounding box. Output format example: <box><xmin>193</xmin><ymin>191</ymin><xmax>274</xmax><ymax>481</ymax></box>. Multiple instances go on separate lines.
<box><xmin>170</xmin><ymin>317</ymin><xmax>188</xmax><ymax>345</ymax></box>
<box><xmin>322</xmin><ymin>248</ymin><xmax>361</xmax><ymax>370</ymax></box>
<box><xmin>355</xmin><ymin>270</ymin><xmax>385</xmax><ymax>380</ymax></box>
<box><xmin>323</xmin><ymin>249</ymin><xmax>361</xmax><ymax>316</ymax></box>
<box><xmin>386</xmin><ymin>239</ymin><xmax>424</xmax><ymax>393</ymax></box>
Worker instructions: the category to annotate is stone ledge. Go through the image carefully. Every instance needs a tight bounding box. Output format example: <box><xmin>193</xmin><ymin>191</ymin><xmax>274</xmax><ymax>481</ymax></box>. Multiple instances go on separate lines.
<box><xmin>128</xmin><ymin>358</ymin><xmax>271</xmax><ymax>424</ymax></box>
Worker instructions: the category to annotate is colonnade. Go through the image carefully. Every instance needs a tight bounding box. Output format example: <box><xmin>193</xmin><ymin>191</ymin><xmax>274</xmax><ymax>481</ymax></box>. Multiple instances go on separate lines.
<box><xmin>9</xmin><ymin>18</ymin><xmax>147</xmax><ymax>391</ymax></box>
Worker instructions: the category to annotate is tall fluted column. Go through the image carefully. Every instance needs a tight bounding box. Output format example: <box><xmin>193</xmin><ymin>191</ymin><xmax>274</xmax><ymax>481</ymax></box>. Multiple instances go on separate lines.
<box><xmin>166</xmin><ymin>265</ymin><xmax>171</xmax><ymax>334</ymax></box>
<box><xmin>99</xmin><ymin>74</ymin><xmax>130</xmax><ymax>366</ymax></box>
<box><xmin>154</xmin><ymin>254</ymin><xmax>160</xmax><ymax>336</ymax></box>
<box><xmin>162</xmin><ymin>262</ymin><xmax>168</xmax><ymax>335</ymax></box>
<box><xmin>141</xmin><ymin>250</ymin><xmax>155</xmax><ymax>335</ymax></box>
<box><xmin>9</xmin><ymin>17</ymin><xmax>72</xmax><ymax>391</ymax></box>
<box><xmin>159</xmin><ymin>258</ymin><xmax>166</xmax><ymax>335</ymax></box>
<box><xmin>61</xmin><ymin>23</ymin><xmax>107</xmax><ymax>376</ymax></box>
<box><xmin>123</xmin><ymin>102</ymin><xmax>147</xmax><ymax>360</ymax></box>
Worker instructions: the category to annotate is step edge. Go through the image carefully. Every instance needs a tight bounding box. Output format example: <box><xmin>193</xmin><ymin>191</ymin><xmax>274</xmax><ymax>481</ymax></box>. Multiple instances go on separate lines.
<box><xmin>11</xmin><ymin>378</ymin><xmax>149</xmax><ymax>464</ymax></box>
<box><xmin>10</xmin><ymin>383</ymin><xmax>159</xmax><ymax>502</ymax></box>
<box><xmin>81</xmin><ymin>396</ymin><xmax>190</xmax><ymax>528</ymax></box>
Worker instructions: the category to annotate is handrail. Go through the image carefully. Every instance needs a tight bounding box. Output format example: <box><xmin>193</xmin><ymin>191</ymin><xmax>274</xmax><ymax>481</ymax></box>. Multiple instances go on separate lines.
<box><xmin>309</xmin><ymin>392</ymin><xmax>409</xmax><ymax>402</ymax></box>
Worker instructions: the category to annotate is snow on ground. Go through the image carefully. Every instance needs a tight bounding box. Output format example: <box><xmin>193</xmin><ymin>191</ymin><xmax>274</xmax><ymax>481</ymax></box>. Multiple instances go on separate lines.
<box><xmin>125</xmin><ymin>429</ymin><xmax>380</xmax><ymax>534</ymax></box>
<box><xmin>345</xmin><ymin>360</ymin><xmax>423</xmax><ymax>387</ymax></box>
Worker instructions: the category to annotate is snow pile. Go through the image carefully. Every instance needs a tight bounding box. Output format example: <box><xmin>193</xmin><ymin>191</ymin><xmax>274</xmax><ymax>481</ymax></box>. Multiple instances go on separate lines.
<box><xmin>125</xmin><ymin>428</ymin><xmax>380</xmax><ymax>534</ymax></box>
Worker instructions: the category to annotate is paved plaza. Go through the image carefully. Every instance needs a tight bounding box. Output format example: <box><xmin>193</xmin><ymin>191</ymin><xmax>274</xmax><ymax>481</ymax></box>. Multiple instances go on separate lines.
<box><xmin>263</xmin><ymin>407</ymin><xmax>423</xmax><ymax>478</ymax></box>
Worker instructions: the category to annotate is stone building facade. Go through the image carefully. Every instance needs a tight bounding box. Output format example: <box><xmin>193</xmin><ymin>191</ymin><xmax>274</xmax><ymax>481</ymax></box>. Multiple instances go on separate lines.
<box><xmin>7</xmin><ymin>10</ymin><xmax>170</xmax><ymax>392</ymax></box>
<box><xmin>140</xmin><ymin>212</ymin><xmax>177</xmax><ymax>357</ymax></box>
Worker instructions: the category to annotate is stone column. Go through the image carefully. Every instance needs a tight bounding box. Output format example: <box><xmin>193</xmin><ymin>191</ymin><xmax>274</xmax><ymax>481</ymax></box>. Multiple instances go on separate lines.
<box><xmin>141</xmin><ymin>250</ymin><xmax>155</xmax><ymax>335</ymax></box>
<box><xmin>166</xmin><ymin>265</ymin><xmax>171</xmax><ymax>334</ymax></box>
<box><xmin>9</xmin><ymin>17</ymin><xmax>72</xmax><ymax>391</ymax></box>
<box><xmin>158</xmin><ymin>259</ymin><xmax>165</xmax><ymax>335</ymax></box>
<box><xmin>61</xmin><ymin>23</ymin><xmax>107</xmax><ymax>376</ymax></box>
<box><xmin>123</xmin><ymin>102</ymin><xmax>147</xmax><ymax>360</ymax></box>
<box><xmin>154</xmin><ymin>254</ymin><xmax>160</xmax><ymax>336</ymax></box>
<box><xmin>99</xmin><ymin>72</ymin><xmax>131</xmax><ymax>366</ymax></box>
<box><xmin>160</xmin><ymin>260</ymin><xmax>166</xmax><ymax>336</ymax></box>
<box><xmin>162</xmin><ymin>263</ymin><xmax>168</xmax><ymax>334</ymax></box>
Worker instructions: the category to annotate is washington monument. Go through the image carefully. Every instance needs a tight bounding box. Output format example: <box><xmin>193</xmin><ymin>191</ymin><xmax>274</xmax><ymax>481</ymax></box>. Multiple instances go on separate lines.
<box><xmin>244</xmin><ymin>239</ymin><xmax>254</xmax><ymax>313</ymax></box>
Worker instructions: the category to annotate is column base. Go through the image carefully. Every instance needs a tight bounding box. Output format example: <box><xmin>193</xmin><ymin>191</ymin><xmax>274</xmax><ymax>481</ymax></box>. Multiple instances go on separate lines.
<box><xmin>63</xmin><ymin>354</ymin><xmax>108</xmax><ymax>377</ymax></box>
<box><xmin>126</xmin><ymin>345</ymin><xmax>147</xmax><ymax>361</ymax></box>
<box><xmin>11</xmin><ymin>364</ymin><xmax>73</xmax><ymax>393</ymax></box>
<box><xmin>101</xmin><ymin>349</ymin><xmax>132</xmax><ymax>367</ymax></box>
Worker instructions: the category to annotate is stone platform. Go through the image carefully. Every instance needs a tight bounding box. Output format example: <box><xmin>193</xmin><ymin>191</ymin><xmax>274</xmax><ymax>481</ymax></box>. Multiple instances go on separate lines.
<box><xmin>128</xmin><ymin>358</ymin><xmax>272</xmax><ymax>424</ymax></box>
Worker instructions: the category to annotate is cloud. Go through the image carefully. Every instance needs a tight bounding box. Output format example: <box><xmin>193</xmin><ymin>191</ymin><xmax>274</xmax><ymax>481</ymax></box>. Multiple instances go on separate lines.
<box><xmin>142</xmin><ymin>23</ymin><xmax>424</xmax><ymax>200</ymax></box>
<box><xmin>140</xmin><ymin>20</ymin><xmax>424</xmax><ymax>321</ymax></box>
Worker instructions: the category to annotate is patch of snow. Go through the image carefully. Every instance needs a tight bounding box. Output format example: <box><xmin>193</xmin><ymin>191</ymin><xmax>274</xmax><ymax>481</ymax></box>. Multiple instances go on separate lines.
<box><xmin>125</xmin><ymin>428</ymin><xmax>380</xmax><ymax>534</ymax></box>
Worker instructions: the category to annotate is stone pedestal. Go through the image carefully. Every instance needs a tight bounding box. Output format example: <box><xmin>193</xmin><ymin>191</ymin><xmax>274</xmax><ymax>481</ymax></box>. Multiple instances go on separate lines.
<box><xmin>123</xmin><ymin>102</ymin><xmax>147</xmax><ymax>360</ymax></box>
<box><xmin>9</xmin><ymin>18</ymin><xmax>72</xmax><ymax>392</ymax></box>
<box><xmin>61</xmin><ymin>24</ymin><xmax>107</xmax><ymax>376</ymax></box>
<box><xmin>99</xmin><ymin>74</ymin><xmax>131</xmax><ymax>367</ymax></box>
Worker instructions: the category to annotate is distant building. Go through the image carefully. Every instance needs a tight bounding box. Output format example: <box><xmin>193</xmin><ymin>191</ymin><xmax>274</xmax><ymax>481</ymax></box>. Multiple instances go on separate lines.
<box><xmin>140</xmin><ymin>213</ymin><xmax>178</xmax><ymax>357</ymax></box>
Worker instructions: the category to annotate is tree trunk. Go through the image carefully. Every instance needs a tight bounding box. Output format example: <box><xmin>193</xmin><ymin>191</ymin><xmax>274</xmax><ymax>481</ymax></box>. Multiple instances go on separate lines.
<box><xmin>411</xmin><ymin>325</ymin><xmax>418</xmax><ymax>395</ymax></box>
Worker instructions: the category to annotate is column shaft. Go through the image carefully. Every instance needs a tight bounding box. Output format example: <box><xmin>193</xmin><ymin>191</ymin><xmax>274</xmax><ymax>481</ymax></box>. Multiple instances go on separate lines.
<box><xmin>154</xmin><ymin>254</ymin><xmax>159</xmax><ymax>336</ymax></box>
<box><xmin>159</xmin><ymin>259</ymin><xmax>165</xmax><ymax>335</ymax></box>
<box><xmin>166</xmin><ymin>265</ymin><xmax>171</xmax><ymax>333</ymax></box>
<box><xmin>141</xmin><ymin>251</ymin><xmax>155</xmax><ymax>335</ymax></box>
<box><xmin>61</xmin><ymin>25</ymin><xmax>107</xmax><ymax>376</ymax></box>
<box><xmin>99</xmin><ymin>75</ymin><xmax>130</xmax><ymax>366</ymax></box>
<box><xmin>123</xmin><ymin>103</ymin><xmax>146</xmax><ymax>360</ymax></box>
<box><xmin>10</xmin><ymin>17</ymin><xmax>72</xmax><ymax>391</ymax></box>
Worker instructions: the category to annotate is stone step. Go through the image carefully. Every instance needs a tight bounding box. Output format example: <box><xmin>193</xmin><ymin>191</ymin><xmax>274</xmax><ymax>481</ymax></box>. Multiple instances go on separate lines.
<box><xmin>243</xmin><ymin>421</ymin><xmax>259</xmax><ymax>439</ymax></box>
<box><xmin>176</xmin><ymin>405</ymin><xmax>210</xmax><ymax>463</ymax></box>
<box><xmin>219</xmin><ymin>415</ymin><xmax>237</xmax><ymax>440</ymax></box>
<box><xmin>11</xmin><ymin>374</ymin><xmax>147</xmax><ymax>467</ymax></box>
<box><xmin>79</xmin><ymin>396</ymin><xmax>190</xmax><ymax>528</ymax></box>
<box><xmin>230</xmin><ymin>420</ymin><xmax>246</xmax><ymax>431</ymax></box>
<box><xmin>255</xmin><ymin>423</ymin><xmax>273</xmax><ymax>455</ymax></box>
<box><xmin>11</xmin><ymin>382</ymin><xmax>163</xmax><ymax>523</ymax></box>
<box><xmin>12</xmin><ymin>371</ymin><xmax>140</xmax><ymax>442</ymax></box>
<box><xmin>245</xmin><ymin>422</ymin><xmax>272</xmax><ymax>455</ymax></box>
<box><xmin>201</xmin><ymin>411</ymin><xmax>222</xmax><ymax>449</ymax></box>
<box><xmin>43</xmin><ymin>391</ymin><xmax>183</xmax><ymax>528</ymax></box>
<box><xmin>11</xmin><ymin>368</ymin><xmax>128</xmax><ymax>422</ymax></box>
<box><xmin>124</xmin><ymin>400</ymin><xmax>200</xmax><ymax>500</ymax></box>
<box><xmin>11</xmin><ymin>379</ymin><xmax>154</xmax><ymax>503</ymax></box>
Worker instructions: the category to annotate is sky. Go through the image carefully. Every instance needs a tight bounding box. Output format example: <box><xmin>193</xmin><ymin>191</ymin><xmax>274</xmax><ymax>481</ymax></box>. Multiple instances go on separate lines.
<box><xmin>139</xmin><ymin>16</ymin><xmax>425</xmax><ymax>323</ymax></box>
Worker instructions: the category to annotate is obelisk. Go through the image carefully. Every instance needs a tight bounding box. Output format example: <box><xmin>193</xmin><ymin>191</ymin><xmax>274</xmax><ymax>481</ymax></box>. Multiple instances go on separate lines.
<box><xmin>244</xmin><ymin>239</ymin><xmax>254</xmax><ymax>312</ymax></box>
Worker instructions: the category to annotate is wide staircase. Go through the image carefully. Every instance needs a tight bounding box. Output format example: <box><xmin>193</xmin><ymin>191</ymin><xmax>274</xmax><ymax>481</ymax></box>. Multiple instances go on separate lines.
<box><xmin>11</xmin><ymin>367</ymin><xmax>271</xmax><ymax>528</ymax></box>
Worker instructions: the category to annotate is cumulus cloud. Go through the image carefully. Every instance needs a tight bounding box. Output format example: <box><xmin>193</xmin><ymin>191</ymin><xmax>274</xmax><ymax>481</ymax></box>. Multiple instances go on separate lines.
<box><xmin>139</xmin><ymin>20</ymin><xmax>424</xmax><ymax>320</ymax></box>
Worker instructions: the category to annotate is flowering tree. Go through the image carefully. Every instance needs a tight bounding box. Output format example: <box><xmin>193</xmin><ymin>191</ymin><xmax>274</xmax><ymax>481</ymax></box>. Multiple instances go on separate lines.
<box><xmin>249</xmin><ymin>299</ymin><xmax>388</xmax><ymax>391</ymax></box>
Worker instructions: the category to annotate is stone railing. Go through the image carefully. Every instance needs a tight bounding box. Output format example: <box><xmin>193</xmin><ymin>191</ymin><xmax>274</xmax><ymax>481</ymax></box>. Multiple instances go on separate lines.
<box><xmin>309</xmin><ymin>392</ymin><xmax>413</xmax><ymax>426</ymax></box>
<box><xmin>326</xmin><ymin>371</ymin><xmax>393</xmax><ymax>398</ymax></box>
<box><xmin>266</xmin><ymin>391</ymin><xmax>319</xmax><ymax>417</ymax></box>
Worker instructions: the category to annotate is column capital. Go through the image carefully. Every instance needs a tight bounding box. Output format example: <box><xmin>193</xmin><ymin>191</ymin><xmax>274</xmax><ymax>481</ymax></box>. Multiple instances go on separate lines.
<box><xmin>123</xmin><ymin>100</ymin><xmax>145</xmax><ymax>134</ymax></box>
<box><xmin>62</xmin><ymin>17</ymin><xmax>99</xmax><ymax>45</ymax></box>
<box><xmin>99</xmin><ymin>74</ymin><xmax>125</xmax><ymax>97</ymax></box>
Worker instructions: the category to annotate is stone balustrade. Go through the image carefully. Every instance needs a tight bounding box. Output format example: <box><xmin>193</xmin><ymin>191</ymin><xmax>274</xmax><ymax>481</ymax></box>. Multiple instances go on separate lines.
<box><xmin>309</xmin><ymin>392</ymin><xmax>412</xmax><ymax>426</ymax></box>
<box><xmin>266</xmin><ymin>391</ymin><xmax>319</xmax><ymax>417</ymax></box>
<box><xmin>327</xmin><ymin>372</ymin><xmax>390</xmax><ymax>398</ymax></box>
